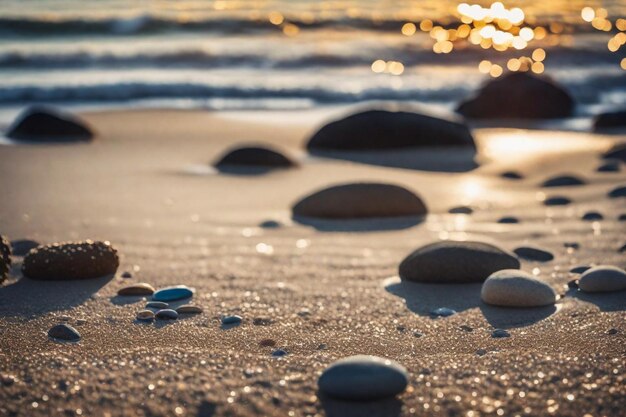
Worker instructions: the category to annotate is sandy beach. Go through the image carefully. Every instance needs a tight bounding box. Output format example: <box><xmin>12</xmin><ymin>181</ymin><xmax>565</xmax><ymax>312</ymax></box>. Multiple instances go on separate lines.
<box><xmin>0</xmin><ymin>108</ymin><xmax>624</xmax><ymax>417</ymax></box>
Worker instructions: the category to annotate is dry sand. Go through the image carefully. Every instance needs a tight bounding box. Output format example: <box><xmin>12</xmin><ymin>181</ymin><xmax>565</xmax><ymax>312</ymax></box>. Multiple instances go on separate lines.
<box><xmin>0</xmin><ymin>108</ymin><xmax>625</xmax><ymax>417</ymax></box>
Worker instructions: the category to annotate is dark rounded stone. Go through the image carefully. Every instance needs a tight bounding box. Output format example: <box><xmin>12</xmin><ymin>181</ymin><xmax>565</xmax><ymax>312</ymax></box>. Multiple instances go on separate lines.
<box><xmin>541</xmin><ymin>175</ymin><xmax>585</xmax><ymax>187</ymax></box>
<box><xmin>176</xmin><ymin>305</ymin><xmax>203</xmax><ymax>314</ymax></box>
<box><xmin>271</xmin><ymin>348</ymin><xmax>288</xmax><ymax>357</ymax></box>
<box><xmin>448</xmin><ymin>206</ymin><xmax>473</xmax><ymax>214</ymax></box>
<box><xmin>596</xmin><ymin>161</ymin><xmax>621</xmax><ymax>173</ymax></box>
<box><xmin>399</xmin><ymin>240</ymin><xmax>520</xmax><ymax>283</ymax></box>
<box><xmin>543</xmin><ymin>196</ymin><xmax>571</xmax><ymax>206</ymax></box>
<box><xmin>22</xmin><ymin>240</ymin><xmax>119</xmax><ymax>280</ymax></box>
<box><xmin>10</xmin><ymin>239</ymin><xmax>40</xmax><ymax>256</ymax></box>
<box><xmin>457</xmin><ymin>72</ymin><xmax>575</xmax><ymax>119</ymax></box>
<box><xmin>491</xmin><ymin>329</ymin><xmax>510</xmax><ymax>338</ymax></box>
<box><xmin>221</xmin><ymin>315</ymin><xmax>242</xmax><ymax>325</ymax></box>
<box><xmin>564</xmin><ymin>242</ymin><xmax>580</xmax><ymax>250</ymax></box>
<box><xmin>214</xmin><ymin>145</ymin><xmax>297</xmax><ymax>169</ymax></box>
<box><xmin>500</xmin><ymin>171</ymin><xmax>524</xmax><ymax>180</ymax></box>
<box><xmin>578</xmin><ymin>265</ymin><xmax>626</xmax><ymax>292</ymax></box>
<box><xmin>608</xmin><ymin>185</ymin><xmax>626</xmax><ymax>198</ymax></box>
<box><xmin>306</xmin><ymin>109</ymin><xmax>475</xmax><ymax>151</ymax></box>
<box><xmin>620</xmin><ymin>214</ymin><xmax>626</xmax><ymax>222</ymax></box>
<box><xmin>603</xmin><ymin>144</ymin><xmax>626</xmax><ymax>162</ymax></box>
<box><xmin>146</xmin><ymin>301</ymin><xmax>169</xmax><ymax>309</ymax></box>
<box><xmin>48</xmin><ymin>324</ymin><xmax>81</xmax><ymax>341</ymax></box>
<box><xmin>259</xmin><ymin>220</ymin><xmax>282</xmax><ymax>229</ymax></box>
<box><xmin>430</xmin><ymin>307</ymin><xmax>456</xmax><ymax>317</ymax></box>
<box><xmin>513</xmin><ymin>246</ymin><xmax>554</xmax><ymax>262</ymax></box>
<box><xmin>582</xmin><ymin>211</ymin><xmax>603</xmax><ymax>221</ymax></box>
<box><xmin>7</xmin><ymin>106</ymin><xmax>93</xmax><ymax>142</ymax></box>
<box><xmin>593</xmin><ymin>110</ymin><xmax>626</xmax><ymax>130</ymax></box>
<box><xmin>155</xmin><ymin>309</ymin><xmax>179</xmax><ymax>320</ymax></box>
<box><xmin>618</xmin><ymin>244</ymin><xmax>626</xmax><ymax>253</ymax></box>
<box><xmin>498</xmin><ymin>216</ymin><xmax>519</xmax><ymax>224</ymax></box>
<box><xmin>292</xmin><ymin>182</ymin><xmax>427</xmax><ymax>220</ymax></box>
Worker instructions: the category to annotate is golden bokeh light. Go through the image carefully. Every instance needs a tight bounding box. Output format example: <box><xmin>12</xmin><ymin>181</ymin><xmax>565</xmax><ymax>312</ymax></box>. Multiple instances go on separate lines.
<box><xmin>282</xmin><ymin>23</ymin><xmax>299</xmax><ymax>36</ymax></box>
<box><xmin>371</xmin><ymin>60</ymin><xmax>404</xmax><ymax>75</ymax></box>
<box><xmin>489</xmin><ymin>64</ymin><xmax>503</xmax><ymax>77</ymax></box>
<box><xmin>420</xmin><ymin>19</ymin><xmax>434</xmax><ymax>32</ymax></box>
<box><xmin>401</xmin><ymin>22</ymin><xmax>417</xmax><ymax>36</ymax></box>
<box><xmin>531</xmin><ymin>61</ymin><xmax>544</xmax><ymax>73</ymax></box>
<box><xmin>371</xmin><ymin>59</ymin><xmax>386</xmax><ymax>73</ymax></box>
<box><xmin>581</xmin><ymin>7</ymin><xmax>595</xmax><ymax>22</ymax></box>
<box><xmin>531</xmin><ymin>48</ymin><xmax>546</xmax><ymax>62</ymax></box>
<box><xmin>478</xmin><ymin>60</ymin><xmax>492</xmax><ymax>73</ymax></box>
<box><xmin>621</xmin><ymin>58</ymin><xmax>626</xmax><ymax>70</ymax></box>
<box><xmin>268</xmin><ymin>11</ymin><xmax>284</xmax><ymax>25</ymax></box>
<box><xmin>507</xmin><ymin>58</ymin><xmax>521</xmax><ymax>71</ymax></box>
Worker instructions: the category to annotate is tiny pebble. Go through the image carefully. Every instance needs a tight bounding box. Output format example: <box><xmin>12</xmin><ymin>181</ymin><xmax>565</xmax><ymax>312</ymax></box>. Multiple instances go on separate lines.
<box><xmin>460</xmin><ymin>325</ymin><xmax>473</xmax><ymax>332</ymax></box>
<box><xmin>544</xmin><ymin>196</ymin><xmax>571</xmax><ymax>206</ymax></box>
<box><xmin>564</xmin><ymin>242</ymin><xmax>580</xmax><ymax>250</ymax></box>
<box><xmin>498</xmin><ymin>216</ymin><xmax>519</xmax><ymax>224</ymax></box>
<box><xmin>272</xmin><ymin>348</ymin><xmax>288</xmax><ymax>357</ymax></box>
<box><xmin>582</xmin><ymin>211</ymin><xmax>603</xmax><ymax>221</ymax></box>
<box><xmin>48</xmin><ymin>324</ymin><xmax>81</xmax><ymax>342</ymax></box>
<box><xmin>413</xmin><ymin>331</ymin><xmax>424</xmax><ymax>338</ymax></box>
<box><xmin>476</xmin><ymin>349</ymin><xmax>487</xmax><ymax>356</ymax></box>
<box><xmin>448</xmin><ymin>206</ymin><xmax>473</xmax><ymax>214</ymax></box>
<box><xmin>176</xmin><ymin>305</ymin><xmax>203</xmax><ymax>314</ymax></box>
<box><xmin>136</xmin><ymin>310</ymin><xmax>155</xmax><ymax>321</ymax></box>
<box><xmin>430</xmin><ymin>307</ymin><xmax>456</xmax><ymax>317</ymax></box>
<box><xmin>491</xmin><ymin>329</ymin><xmax>510</xmax><ymax>338</ymax></box>
<box><xmin>155</xmin><ymin>309</ymin><xmax>178</xmax><ymax>320</ymax></box>
<box><xmin>567</xmin><ymin>279</ymin><xmax>579</xmax><ymax>289</ymax></box>
<box><xmin>608</xmin><ymin>328</ymin><xmax>618</xmax><ymax>335</ymax></box>
<box><xmin>117</xmin><ymin>283</ymin><xmax>155</xmax><ymax>296</ymax></box>
<box><xmin>121</xmin><ymin>271</ymin><xmax>132</xmax><ymax>278</ymax></box>
<box><xmin>146</xmin><ymin>301</ymin><xmax>169</xmax><ymax>309</ymax></box>
<box><xmin>259</xmin><ymin>338</ymin><xmax>276</xmax><ymax>347</ymax></box>
<box><xmin>222</xmin><ymin>315</ymin><xmax>242</xmax><ymax>325</ymax></box>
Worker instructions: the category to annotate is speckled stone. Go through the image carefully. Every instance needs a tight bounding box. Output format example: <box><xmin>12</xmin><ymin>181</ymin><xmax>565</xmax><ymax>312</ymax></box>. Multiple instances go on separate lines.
<box><xmin>513</xmin><ymin>246</ymin><xmax>554</xmax><ymax>262</ymax></box>
<box><xmin>481</xmin><ymin>269</ymin><xmax>556</xmax><ymax>307</ymax></box>
<box><xmin>152</xmin><ymin>285</ymin><xmax>193</xmax><ymax>302</ymax></box>
<box><xmin>492</xmin><ymin>329</ymin><xmax>510</xmax><ymax>338</ymax></box>
<box><xmin>582</xmin><ymin>211</ymin><xmax>604</xmax><ymax>221</ymax></box>
<box><xmin>136</xmin><ymin>310</ymin><xmax>155</xmax><ymax>321</ymax></box>
<box><xmin>318</xmin><ymin>355</ymin><xmax>409</xmax><ymax>400</ymax></box>
<box><xmin>608</xmin><ymin>185</ymin><xmax>626</xmax><ymax>198</ymax></box>
<box><xmin>176</xmin><ymin>305</ymin><xmax>203</xmax><ymax>314</ymax></box>
<box><xmin>48</xmin><ymin>324</ymin><xmax>81</xmax><ymax>341</ymax></box>
<box><xmin>541</xmin><ymin>175</ymin><xmax>585</xmax><ymax>187</ymax></box>
<box><xmin>155</xmin><ymin>309</ymin><xmax>179</xmax><ymax>320</ymax></box>
<box><xmin>399</xmin><ymin>240</ymin><xmax>520</xmax><ymax>283</ymax></box>
<box><xmin>578</xmin><ymin>266</ymin><xmax>626</xmax><ymax>293</ymax></box>
<box><xmin>22</xmin><ymin>240</ymin><xmax>119</xmax><ymax>280</ymax></box>
<box><xmin>117</xmin><ymin>283</ymin><xmax>155</xmax><ymax>296</ymax></box>
<box><xmin>146</xmin><ymin>301</ymin><xmax>169</xmax><ymax>309</ymax></box>
<box><xmin>221</xmin><ymin>315</ymin><xmax>242</xmax><ymax>325</ymax></box>
<box><xmin>543</xmin><ymin>196</ymin><xmax>571</xmax><ymax>206</ymax></box>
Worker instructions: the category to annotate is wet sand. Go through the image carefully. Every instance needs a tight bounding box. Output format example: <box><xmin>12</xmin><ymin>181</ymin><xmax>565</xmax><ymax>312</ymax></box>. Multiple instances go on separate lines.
<box><xmin>0</xmin><ymin>109</ymin><xmax>625</xmax><ymax>417</ymax></box>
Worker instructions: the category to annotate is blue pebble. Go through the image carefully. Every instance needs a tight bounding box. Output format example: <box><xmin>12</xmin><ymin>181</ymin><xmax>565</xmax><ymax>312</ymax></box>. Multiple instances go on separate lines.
<box><xmin>430</xmin><ymin>307</ymin><xmax>456</xmax><ymax>317</ymax></box>
<box><xmin>146</xmin><ymin>301</ymin><xmax>169</xmax><ymax>309</ymax></box>
<box><xmin>221</xmin><ymin>315</ymin><xmax>242</xmax><ymax>325</ymax></box>
<box><xmin>152</xmin><ymin>285</ymin><xmax>193</xmax><ymax>302</ymax></box>
<box><xmin>271</xmin><ymin>348</ymin><xmax>288</xmax><ymax>357</ymax></box>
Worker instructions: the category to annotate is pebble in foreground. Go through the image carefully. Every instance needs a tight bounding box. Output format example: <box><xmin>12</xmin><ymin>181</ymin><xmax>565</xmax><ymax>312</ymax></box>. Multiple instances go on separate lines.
<box><xmin>48</xmin><ymin>324</ymin><xmax>81</xmax><ymax>342</ymax></box>
<box><xmin>318</xmin><ymin>355</ymin><xmax>409</xmax><ymax>401</ymax></box>
<box><xmin>481</xmin><ymin>269</ymin><xmax>557</xmax><ymax>307</ymax></box>
<box><xmin>152</xmin><ymin>285</ymin><xmax>194</xmax><ymax>302</ymax></box>
<box><xmin>578</xmin><ymin>266</ymin><xmax>626</xmax><ymax>293</ymax></box>
<box><xmin>399</xmin><ymin>241</ymin><xmax>520</xmax><ymax>283</ymax></box>
<box><xmin>155</xmin><ymin>309</ymin><xmax>179</xmax><ymax>320</ymax></box>
<box><xmin>117</xmin><ymin>283</ymin><xmax>155</xmax><ymax>296</ymax></box>
<box><xmin>22</xmin><ymin>240</ymin><xmax>119</xmax><ymax>280</ymax></box>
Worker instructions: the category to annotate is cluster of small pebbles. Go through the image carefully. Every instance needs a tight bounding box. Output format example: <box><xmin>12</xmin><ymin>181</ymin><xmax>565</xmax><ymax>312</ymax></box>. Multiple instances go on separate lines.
<box><xmin>115</xmin><ymin>283</ymin><xmax>201</xmax><ymax>323</ymax></box>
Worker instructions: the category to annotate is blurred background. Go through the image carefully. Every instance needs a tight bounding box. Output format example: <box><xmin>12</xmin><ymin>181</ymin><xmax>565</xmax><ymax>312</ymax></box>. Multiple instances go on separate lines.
<box><xmin>0</xmin><ymin>0</ymin><xmax>624</xmax><ymax>123</ymax></box>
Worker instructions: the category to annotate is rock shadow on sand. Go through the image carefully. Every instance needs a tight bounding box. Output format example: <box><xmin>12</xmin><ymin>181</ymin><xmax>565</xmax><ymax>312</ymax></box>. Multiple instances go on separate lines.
<box><xmin>320</xmin><ymin>393</ymin><xmax>402</xmax><ymax>417</ymax></box>
<box><xmin>0</xmin><ymin>274</ymin><xmax>113</xmax><ymax>317</ymax></box>
<box><xmin>566</xmin><ymin>288</ymin><xmax>626</xmax><ymax>312</ymax></box>
<box><xmin>384</xmin><ymin>277</ymin><xmax>556</xmax><ymax>329</ymax></box>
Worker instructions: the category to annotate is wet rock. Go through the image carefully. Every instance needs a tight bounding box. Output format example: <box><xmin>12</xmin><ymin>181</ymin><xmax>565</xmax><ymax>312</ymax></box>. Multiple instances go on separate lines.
<box><xmin>306</xmin><ymin>109</ymin><xmax>475</xmax><ymax>151</ymax></box>
<box><xmin>449</xmin><ymin>206</ymin><xmax>473</xmax><ymax>214</ymax></box>
<box><xmin>222</xmin><ymin>315</ymin><xmax>242</xmax><ymax>325</ymax></box>
<box><xmin>457</xmin><ymin>72</ymin><xmax>575</xmax><ymax>119</ymax></box>
<box><xmin>136</xmin><ymin>310</ymin><xmax>155</xmax><ymax>321</ymax></box>
<box><xmin>498</xmin><ymin>216</ymin><xmax>519</xmax><ymax>224</ymax></box>
<box><xmin>543</xmin><ymin>196</ymin><xmax>571</xmax><ymax>206</ymax></box>
<box><xmin>491</xmin><ymin>329</ymin><xmax>511</xmax><ymax>338</ymax></box>
<box><xmin>155</xmin><ymin>309</ymin><xmax>179</xmax><ymax>320</ymax></box>
<box><xmin>593</xmin><ymin>110</ymin><xmax>626</xmax><ymax>130</ymax></box>
<box><xmin>541</xmin><ymin>175</ymin><xmax>585</xmax><ymax>187</ymax></box>
<box><xmin>513</xmin><ymin>246</ymin><xmax>554</xmax><ymax>262</ymax></box>
<box><xmin>582</xmin><ymin>211</ymin><xmax>603</xmax><ymax>221</ymax></box>
<box><xmin>48</xmin><ymin>324</ymin><xmax>81</xmax><ymax>341</ymax></box>
<box><xmin>500</xmin><ymin>171</ymin><xmax>523</xmax><ymax>180</ymax></box>
<box><xmin>608</xmin><ymin>185</ymin><xmax>626</xmax><ymax>198</ymax></box>
<box><xmin>7</xmin><ymin>106</ymin><xmax>93</xmax><ymax>142</ymax></box>
<box><xmin>292</xmin><ymin>182</ymin><xmax>427</xmax><ymax>219</ymax></box>
<box><xmin>117</xmin><ymin>283</ymin><xmax>155</xmax><ymax>296</ymax></box>
<box><xmin>596</xmin><ymin>161</ymin><xmax>621</xmax><ymax>173</ymax></box>
<box><xmin>481</xmin><ymin>269</ymin><xmax>556</xmax><ymax>307</ymax></box>
<box><xmin>570</xmin><ymin>265</ymin><xmax>590</xmax><ymax>274</ymax></box>
<box><xmin>22</xmin><ymin>240</ymin><xmax>119</xmax><ymax>280</ymax></box>
<box><xmin>214</xmin><ymin>145</ymin><xmax>297</xmax><ymax>170</ymax></box>
<box><xmin>10</xmin><ymin>239</ymin><xmax>39</xmax><ymax>256</ymax></box>
<box><xmin>603</xmin><ymin>144</ymin><xmax>626</xmax><ymax>162</ymax></box>
<box><xmin>318</xmin><ymin>355</ymin><xmax>409</xmax><ymax>400</ymax></box>
<box><xmin>176</xmin><ymin>305</ymin><xmax>203</xmax><ymax>314</ymax></box>
<box><xmin>430</xmin><ymin>307</ymin><xmax>457</xmax><ymax>317</ymax></box>
<box><xmin>399</xmin><ymin>240</ymin><xmax>520</xmax><ymax>283</ymax></box>
<box><xmin>578</xmin><ymin>265</ymin><xmax>626</xmax><ymax>292</ymax></box>
<box><xmin>146</xmin><ymin>301</ymin><xmax>169</xmax><ymax>309</ymax></box>
<box><xmin>152</xmin><ymin>285</ymin><xmax>193</xmax><ymax>302</ymax></box>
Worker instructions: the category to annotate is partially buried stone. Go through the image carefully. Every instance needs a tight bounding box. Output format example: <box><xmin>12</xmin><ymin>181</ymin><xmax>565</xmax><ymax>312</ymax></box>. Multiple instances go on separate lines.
<box><xmin>481</xmin><ymin>269</ymin><xmax>556</xmax><ymax>307</ymax></box>
<box><xmin>498</xmin><ymin>216</ymin><xmax>519</xmax><ymax>224</ymax></box>
<box><xmin>596</xmin><ymin>161</ymin><xmax>621</xmax><ymax>173</ymax></box>
<box><xmin>48</xmin><ymin>324</ymin><xmax>81</xmax><ymax>341</ymax></box>
<box><xmin>22</xmin><ymin>240</ymin><xmax>119</xmax><ymax>280</ymax></box>
<box><xmin>564</xmin><ymin>242</ymin><xmax>580</xmax><ymax>250</ymax></box>
<box><xmin>491</xmin><ymin>329</ymin><xmax>510</xmax><ymax>338</ymax></box>
<box><xmin>10</xmin><ymin>239</ymin><xmax>39</xmax><ymax>256</ymax></box>
<box><xmin>120</xmin><ymin>271</ymin><xmax>132</xmax><ymax>278</ymax></box>
<box><xmin>259</xmin><ymin>220</ymin><xmax>282</xmax><ymax>229</ymax></box>
<box><xmin>399</xmin><ymin>240</ymin><xmax>520</xmax><ymax>283</ymax></box>
<box><xmin>513</xmin><ymin>246</ymin><xmax>554</xmax><ymax>262</ymax></box>
<box><xmin>152</xmin><ymin>285</ymin><xmax>193</xmax><ymax>302</ymax></box>
<box><xmin>448</xmin><ymin>206</ymin><xmax>473</xmax><ymax>214</ymax></box>
<box><xmin>136</xmin><ymin>310</ymin><xmax>155</xmax><ymax>321</ymax></box>
<box><xmin>543</xmin><ymin>196</ymin><xmax>571</xmax><ymax>206</ymax></box>
<box><xmin>155</xmin><ymin>309</ymin><xmax>178</xmax><ymax>320</ymax></box>
<box><xmin>176</xmin><ymin>305</ymin><xmax>203</xmax><ymax>314</ymax></box>
<box><xmin>318</xmin><ymin>355</ymin><xmax>409</xmax><ymax>401</ymax></box>
<box><xmin>541</xmin><ymin>175</ymin><xmax>585</xmax><ymax>187</ymax></box>
<box><xmin>582</xmin><ymin>211</ymin><xmax>603</xmax><ymax>221</ymax></box>
<box><xmin>578</xmin><ymin>265</ymin><xmax>626</xmax><ymax>293</ymax></box>
<box><xmin>608</xmin><ymin>185</ymin><xmax>626</xmax><ymax>198</ymax></box>
<box><xmin>146</xmin><ymin>301</ymin><xmax>169</xmax><ymax>309</ymax></box>
<box><xmin>7</xmin><ymin>105</ymin><xmax>94</xmax><ymax>142</ymax></box>
<box><xmin>222</xmin><ymin>315</ymin><xmax>242</xmax><ymax>325</ymax></box>
<box><xmin>430</xmin><ymin>307</ymin><xmax>457</xmax><ymax>317</ymax></box>
<box><xmin>117</xmin><ymin>283</ymin><xmax>155</xmax><ymax>296</ymax></box>
<box><xmin>214</xmin><ymin>145</ymin><xmax>298</xmax><ymax>170</ymax></box>
<box><xmin>619</xmin><ymin>244</ymin><xmax>626</xmax><ymax>253</ymax></box>
<box><xmin>271</xmin><ymin>348</ymin><xmax>288</xmax><ymax>357</ymax></box>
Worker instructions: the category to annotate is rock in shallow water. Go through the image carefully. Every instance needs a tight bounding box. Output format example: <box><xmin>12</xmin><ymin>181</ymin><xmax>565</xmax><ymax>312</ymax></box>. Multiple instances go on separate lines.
<box><xmin>152</xmin><ymin>285</ymin><xmax>193</xmax><ymax>302</ymax></box>
<box><xmin>48</xmin><ymin>324</ymin><xmax>81</xmax><ymax>341</ymax></box>
<box><xmin>399</xmin><ymin>241</ymin><xmax>520</xmax><ymax>283</ymax></box>
<box><xmin>214</xmin><ymin>145</ymin><xmax>297</xmax><ymax>170</ymax></box>
<box><xmin>513</xmin><ymin>246</ymin><xmax>554</xmax><ymax>262</ymax></box>
<box><xmin>22</xmin><ymin>240</ymin><xmax>119</xmax><ymax>280</ymax></box>
<box><xmin>578</xmin><ymin>266</ymin><xmax>626</xmax><ymax>293</ymax></box>
<box><xmin>318</xmin><ymin>355</ymin><xmax>409</xmax><ymax>400</ymax></box>
<box><xmin>292</xmin><ymin>182</ymin><xmax>427</xmax><ymax>220</ymax></box>
<box><xmin>117</xmin><ymin>283</ymin><xmax>155</xmax><ymax>296</ymax></box>
<box><xmin>481</xmin><ymin>269</ymin><xmax>556</xmax><ymax>307</ymax></box>
<box><xmin>306</xmin><ymin>109</ymin><xmax>475</xmax><ymax>151</ymax></box>
<box><xmin>7</xmin><ymin>106</ymin><xmax>94</xmax><ymax>142</ymax></box>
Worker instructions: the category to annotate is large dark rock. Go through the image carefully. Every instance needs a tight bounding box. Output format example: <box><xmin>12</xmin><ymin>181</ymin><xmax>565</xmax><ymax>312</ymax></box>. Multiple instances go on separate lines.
<box><xmin>22</xmin><ymin>240</ymin><xmax>119</xmax><ymax>280</ymax></box>
<box><xmin>306</xmin><ymin>109</ymin><xmax>475</xmax><ymax>151</ymax></box>
<box><xmin>214</xmin><ymin>145</ymin><xmax>297</xmax><ymax>170</ymax></box>
<box><xmin>292</xmin><ymin>182</ymin><xmax>427</xmax><ymax>220</ymax></box>
<box><xmin>594</xmin><ymin>110</ymin><xmax>626</xmax><ymax>130</ymax></box>
<box><xmin>7</xmin><ymin>106</ymin><xmax>94</xmax><ymax>142</ymax></box>
<box><xmin>457</xmin><ymin>73</ymin><xmax>575</xmax><ymax>119</ymax></box>
<box><xmin>399</xmin><ymin>240</ymin><xmax>520</xmax><ymax>283</ymax></box>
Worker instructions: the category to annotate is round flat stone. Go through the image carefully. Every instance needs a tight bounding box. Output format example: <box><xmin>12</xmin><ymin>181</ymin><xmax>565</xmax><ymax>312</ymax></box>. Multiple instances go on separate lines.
<box><xmin>582</xmin><ymin>212</ymin><xmax>603</xmax><ymax>221</ymax></box>
<box><xmin>578</xmin><ymin>266</ymin><xmax>626</xmax><ymax>293</ymax></box>
<box><xmin>491</xmin><ymin>329</ymin><xmax>510</xmax><ymax>338</ymax></box>
<box><xmin>543</xmin><ymin>196</ymin><xmax>571</xmax><ymax>206</ymax></box>
<box><xmin>448</xmin><ymin>206</ymin><xmax>473</xmax><ymax>214</ymax></box>
<box><xmin>152</xmin><ymin>285</ymin><xmax>193</xmax><ymax>302</ymax></box>
<box><xmin>176</xmin><ymin>305</ymin><xmax>203</xmax><ymax>314</ymax></box>
<box><xmin>155</xmin><ymin>309</ymin><xmax>179</xmax><ymax>320</ymax></box>
<box><xmin>399</xmin><ymin>240</ymin><xmax>520</xmax><ymax>283</ymax></box>
<box><xmin>136</xmin><ymin>310</ymin><xmax>155</xmax><ymax>321</ymax></box>
<box><xmin>117</xmin><ymin>283</ymin><xmax>155</xmax><ymax>296</ymax></box>
<box><xmin>513</xmin><ymin>246</ymin><xmax>554</xmax><ymax>262</ymax></box>
<box><xmin>481</xmin><ymin>269</ymin><xmax>556</xmax><ymax>307</ymax></box>
<box><xmin>146</xmin><ymin>301</ymin><xmax>169</xmax><ymax>309</ymax></box>
<box><xmin>221</xmin><ymin>315</ymin><xmax>242</xmax><ymax>325</ymax></box>
<box><xmin>541</xmin><ymin>175</ymin><xmax>585</xmax><ymax>187</ymax></box>
<box><xmin>48</xmin><ymin>324</ymin><xmax>81</xmax><ymax>341</ymax></box>
<box><xmin>318</xmin><ymin>355</ymin><xmax>409</xmax><ymax>401</ymax></box>
<box><xmin>498</xmin><ymin>216</ymin><xmax>519</xmax><ymax>224</ymax></box>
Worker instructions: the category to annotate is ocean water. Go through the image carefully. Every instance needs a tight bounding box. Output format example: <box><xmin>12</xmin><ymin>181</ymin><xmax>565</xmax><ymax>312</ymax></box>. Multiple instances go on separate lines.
<box><xmin>0</xmin><ymin>0</ymin><xmax>624</xmax><ymax>116</ymax></box>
